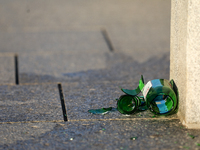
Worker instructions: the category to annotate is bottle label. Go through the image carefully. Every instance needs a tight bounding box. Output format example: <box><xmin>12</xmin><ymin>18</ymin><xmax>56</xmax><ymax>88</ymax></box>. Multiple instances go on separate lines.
<box><xmin>142</xmin><ymin>81</ymin><xmax>152</xmax><ymax>99</ymax></box>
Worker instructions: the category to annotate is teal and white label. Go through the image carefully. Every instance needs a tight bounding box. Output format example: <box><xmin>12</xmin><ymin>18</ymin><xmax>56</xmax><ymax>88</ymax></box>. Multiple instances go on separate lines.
<box><xmin>142</xmin><ymin>81</ymin><xmax>152</xmax><ymax>99</ymax></box>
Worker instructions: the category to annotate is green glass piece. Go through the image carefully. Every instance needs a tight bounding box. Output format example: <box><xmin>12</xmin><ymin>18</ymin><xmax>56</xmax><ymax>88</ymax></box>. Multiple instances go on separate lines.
<box><xmin>121</xmin><ymin>75</ymin><xmax>144</xmax><ymax>96</ymax></box>
<box><xmin>183</xmin><ymin>146</ymin><xmax>189</xmax><ymax>149</ymax></box>
<box><xmin>138</xmin><ymin>97</ymin><xmax>148</xmax><ymax>111</ymax></box>
<box><xmin>187</xmin><ymin>133</ymin><xmax>195</xmax><ymax>139</ymax></box>
<box><xmin>88</xmin><ymin>107</ymin><xmax>112</xmax><ymax>115</ymax></box>
<box><xmin>196</xmin><ymin>143</ymin><xmax>200</xmax><ymax>146</ymax></box>
<box><xmin>117</xmin><ymin>95</ymin><xmax>140</xmax><ymax>114</ymax></box>
<box><xmin>170</xmin><ymin>79</ymin><xmax>179</xmax><ymax>113</ymax></box>
<box><xmin>138</xmin><ymin>105</ymin><xmax>148</xmax><ymax>111</ymax></box>
<box><xmin>130</xmin><ymin>137</ymin><xmax>137</xmax><ymax>140</ymax></box>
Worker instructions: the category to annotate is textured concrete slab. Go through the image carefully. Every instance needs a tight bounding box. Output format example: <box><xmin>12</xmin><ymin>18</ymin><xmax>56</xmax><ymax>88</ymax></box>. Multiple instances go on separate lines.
<box><xmin>58</xmin><ymin>51</ymin><xmax>170</xmax><ymax>86</ymax></box>
<box><xmin>0</xmin><ymin>84</ymin><xmax>63</xmax><ymax>122</ymax></box>
<box><xmin>0</xmin><ymin>119</ymin><xmax>200</xmax><ymax>149</ymax></box>
<box><xmin>0</xmin><ymin>30</ymin><xmax>110</xmax><ymax>83</ymax></box>
<box><xmin>0</xmin><ymin>0</ymin><xmax>170</xmax><ymax>63</ymax></box>
<box><xmin>62</xmin><ymin>78</ymin><xmax>177</xmax><ymax>121</ymax></box>
<box><xmin>19</xmin><ymin>51</ymin><xmax>170</xmax><ymax>84</ymax></box>
<box><xmin>19</xmin><ymin>50</ymin><xmax>108</xmax><ymax>82</ymax></box>
<box><xmin>0</xmin><ymin>54</ymin><xmax>15</xmax><ymax>85</ymax></box>
<box><xmin>108</xmin><ymin>26</ymin><xmax>170</xmax><ymax>63</ymax></box>
<box><xmin>0</xmin><ymin>0</ymin><xmax>170</xmax><ymax>32</ymax></box>
<box><xmin>0</xmin><ymin>31</ymin><xmax>109</xmax><ymax>53</ymax></box>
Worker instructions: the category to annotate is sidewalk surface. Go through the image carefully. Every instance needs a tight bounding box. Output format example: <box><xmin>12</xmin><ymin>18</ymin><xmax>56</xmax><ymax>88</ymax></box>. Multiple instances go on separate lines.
<box><xmin>0</xmin><ymin>0</ymin><xmax>200</xmax><ymax>149</ymax></box>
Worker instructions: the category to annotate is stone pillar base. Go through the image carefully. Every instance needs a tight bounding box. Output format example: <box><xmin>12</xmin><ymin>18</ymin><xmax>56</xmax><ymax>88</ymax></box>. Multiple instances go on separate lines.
<box><xmin>170</xmin><ymin>0</ymin><xmax>200</xmax><ymax>129</ymax></box>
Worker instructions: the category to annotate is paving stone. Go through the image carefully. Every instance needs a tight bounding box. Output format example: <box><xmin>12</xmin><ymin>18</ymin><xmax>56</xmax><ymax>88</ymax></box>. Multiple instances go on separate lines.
<box><xmin>0</xmin><ymin>0</ymin><xmax>170</xmax><ymax>32</ymax></box>
<box><xmin>19</xmin><ymin>51</ymin><xmax>170</xmax><ymax>84</ymax></box>
<box><xmin>19</xmin><ymin>50</ymin><xmax>108</xmax><ymax>83</ymax></box>
<box><xmin>0</xmin><ymin>54</ymin><xmax>15</xmax><ymax>85</ymax></box>
<box><xmin>0</xmin><ymin>119</ymin><xmax>200</xmax><ymax>150</ymax></box>
<box><xmin>108</xmin><ymin>26</ymin><xmax>170</xmax><ymax>63</ymax></box>
<box><xmin>0</xmin><ymin>31</ymin><xmax>109</xmax><ymax>53</ymax></box>
<box><xmin>62</xmin><ymin>78</ymin><xmax>177</xmax><ymax>121</ymax></box>
<box><xmin>0</xmin><ymin>0</ymin><xmax>171</xmax><ymax>83</ymax></box>
<box><xmin>0</xmin><ymin>122</ymin><xmax>56</xmax><ymax>145</ymax></box>
<box><xmin>0</xmin><ymin>30</ymin><xmax>110</xmax><ymax>83</ymax></box>
<box><xmin>0</xmin><ymin>84</ymin><xmax>63</xmax><ymax>122</ymax></box>
<box><xmin>0</xmin><ymin>0</ymin><xmax>170</xmax><ymax>63</ymax></box>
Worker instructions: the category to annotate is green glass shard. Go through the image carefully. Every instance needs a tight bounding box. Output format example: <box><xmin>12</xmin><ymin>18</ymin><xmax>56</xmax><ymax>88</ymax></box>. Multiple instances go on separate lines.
<box><xmin>138</xmin><ymin>97</ymin><xmax>148</xmax><ymax>111</ymax></box>
<box><xmin>187</xmin><ymin>133</ymin><xmax>195</xmax><ymax>139</ymax></box>
<box><xmin>196</xmin><ymin>143</ymin><xmax>200</xmax><ymax>146</ymax></box>
<box><xmin>130</xmin><ymin>137</ymin><xmax>137</xmax><ymax>140</ymax></box>
<box><xmin>88</xmin><ymin>107</ymin><xmax>112</xmax><ymax>115</ymax></box>
<box><xmin>183</xmin><ymin>146</ymin><xmax>189</xmax><ymax>149</ymax></box>
<box><xmin>170</xmin><ymin>79</ymin><xmax>179</xmax><ymax>114</ymax></box>
<box><xmin>138</xmin><ymin>105</ymin><xmax>148</xmax><ymax>111</ymax></box>
<box><xmin>121</xmin><ymin>75</ymin><xmax>144</xmax><ymax>96</ymax></box>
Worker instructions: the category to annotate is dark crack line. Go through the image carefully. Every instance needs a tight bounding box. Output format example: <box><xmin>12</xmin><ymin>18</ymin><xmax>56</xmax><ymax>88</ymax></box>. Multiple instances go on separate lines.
<box><xmin>58</xmin><ymin>83</ymin><xmax>68</xmax><ymax>121</ymax></box>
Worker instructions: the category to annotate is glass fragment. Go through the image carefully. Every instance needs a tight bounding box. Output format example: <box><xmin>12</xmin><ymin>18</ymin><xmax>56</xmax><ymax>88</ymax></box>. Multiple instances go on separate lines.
<box><xmin>88</xmin><ymin>107</ymin><xmax>112</xmax><ymax>115</ymax></box>
<box><xmin>121</xmin><ymin>75</ymin><xmax>144</xmax><ymax>96</ymax></box>
<box><xmin>196</xmin><ymin>143</ymin><xmax>200</xmax><ymax>146</ymax></box>
<box><xmin>183</xmin><ymin>146</ymin><xmax>189</xmax><ymax>149</ymax></box>
<box><xmin>138</xmin><ymin>100</ymin><xmax>148</xmax><ymax>111</ymax></box>
<box><xmin>187</xmin><ymin>133</ymin><xmax>195</xmax><ymax>139</ymax></box>
<box><xmin>130</xmin><ymin>137</ymin><xmax>137</xmax><ymax>140</ymax></box>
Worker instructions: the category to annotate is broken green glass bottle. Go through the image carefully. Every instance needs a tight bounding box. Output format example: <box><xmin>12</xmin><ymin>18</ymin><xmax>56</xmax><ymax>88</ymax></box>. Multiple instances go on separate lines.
<box><xmin>118</xmin><ymin>75</ymin><xmax>179</xmax><ymax>115</ymax></box>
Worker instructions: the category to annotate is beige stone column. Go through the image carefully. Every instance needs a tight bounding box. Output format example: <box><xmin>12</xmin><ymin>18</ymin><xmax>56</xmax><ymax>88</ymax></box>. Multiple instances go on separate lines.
<box><xmin>170</xmin><ymin>0</ymin><xmax>200</xmax><ymax>129</ymax></box>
